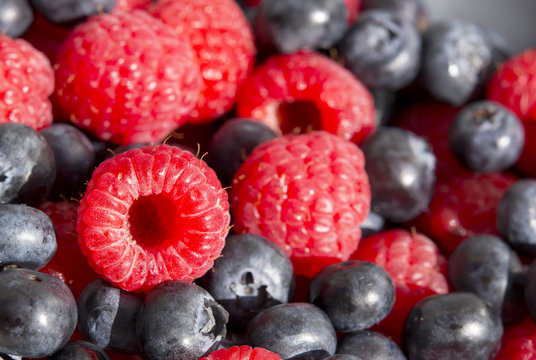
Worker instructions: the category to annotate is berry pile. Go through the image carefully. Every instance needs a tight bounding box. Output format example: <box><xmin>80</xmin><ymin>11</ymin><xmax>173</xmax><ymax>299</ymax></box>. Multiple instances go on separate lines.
<box><xmin>1</xmin><ymin>0</ymin><xmax>536</xmax><ymax>359</ymax></box>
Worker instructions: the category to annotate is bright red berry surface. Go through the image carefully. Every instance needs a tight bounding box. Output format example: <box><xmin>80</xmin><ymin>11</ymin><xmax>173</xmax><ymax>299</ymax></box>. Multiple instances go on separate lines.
<box><xmin>200</xmin><ymin>346</ymin><xmax>282</xmax><ymax>360</ymax></box>
<box><xmin>495</xmin><ymin>317</ymin><xmax>536</xmax><ymax>360</ymax></box>
<box><xmin>343</xmin><ymin>0</ymin><xmax>361</xmax><ymax>24</ymax></box>
<box><xmin>236</xmin><ymin>51</ymin><xmax>375</xmax><ymax>145</ymax></box>
<box><xmin>230</xmin><ymin>131</ymin><xmax>371</xmax><ymax>278</ymax></box>
<box><xmin>114</xmin><ymin>0</ymin><xmax>152</xmax><ymax>11</ymax></box>
<box><xmin>77</xmin><ymin>144</ymin><xmax>230</xmax><ymax>293</ymax></box>
<box><xmin>54</xmin><ymin>10</ymin><xmax>202</xmax><ymax>145</ymax></box>
<box><xmin>149</xmin><ymin>0</ymin><xmax>256</xmax><ymax>124</ymax></box>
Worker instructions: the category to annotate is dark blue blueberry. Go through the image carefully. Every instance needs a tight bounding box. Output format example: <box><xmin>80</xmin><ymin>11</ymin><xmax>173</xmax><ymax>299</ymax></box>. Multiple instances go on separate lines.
<box><xmin>371</xmin><ymin>89</ymin><xmax>397</xmax><ymax>127</ymax></box>
<box><xmin>403</xmin><ymin>292</ymin><xmax>503</xmax><ymax>360</ymax></box>
<box><xmin>421</xmin><ymin>20</ymin><xmax>495</xmax><ymax>105</ymax></box>
<box><xmin>0</xmin><ymin>268</ymin><xmax>77</xmax><ymax>358</ymax></box>
<box><xmin>362</xmin><ymin>127</ymin><xmax>436</xmax><ymax>223</ymax></box>
<box><xmin>254</xmin><ymin>0</ymin><xmax>348</xmax><ymax>54</ymax></box>
<box><xmin>449</xmin><ymin>101</ymin><xmax>524</xmax><ymax>172</ymax></box>
<box><xmin>48</xmin><ymin>341</ymin><xmax>110</xmax><ymax>360</ymax></box>
<box><xmin>308</xmin><ymin>260</ymin><xmax>395</xmax><ymax>332</ymax></box>
<box><xmin>136</xmin><ymin>281</ymin><xmax>229</xmax><ymax>360</ymax></box>
<box><xmin>0</xmin><ymin>0</ymin><xmax>33</xmax><ymax>38</ymax></box>
<box><xmin>361</xmin><ymin>0</ymin><xmax>427</xmax><ymax>29</ymax></box>
<box><xmin>198</xmin><ymin>233</ymin><xmax>294</xmax><ymax>332</ymax></box>
<box><xmin>524</xmin><ymin>260</ymin><xmax>536</xmax><ymax>323</ymax></box>
<box><xmin>0</xmin><ymin>123</ymin><xmax>56</xmax><ymax>206</ymax></box>
<box><xmin>448</xmin><ymin>235</ymin><xmax>525</xmax><ymax>323</ymax></box>
<box><xmin>0</xmin><ymin>204</ymin><xmax>56</xmax><ymax>270</ymax></box>
<box><xmin>323</xmin><ymin>355</ymin><xmax>363</xmax><ymax>360</ymax></box>
<box><xmin>496</xmin><ymin>180</ymin><xmax>536</xmax><ymax>257</ymax></box>
<box><xmin>0</xmin><ymin>354</ymin><xmax>20</xmax><ymax>360</ymax></box>
<box><xmin>40</xmin><ymin>124</ymin><xmax>96</xmax><ymax>199</ymax></box>
<box><xmin>30</xmin><ymin>0</ymin><xmax>117</xmax><ymax>24</ymax></box>
<box><xmin>246</xmin><ymin>303</ymin><xmax>336</xmax><ymax>360</ymax></box>
<box><xmin>359</xmin><ymin>210</ymin><xmax>386</xmax><ymax>237</ymax></box>
<box><xmin>337</xmin><ymin>330</ymin><xmax>406</xmax><ymax>360</ymax></box>
<box><xmin>338</xmin><ymin>10</ymin><xmax>421</xmax><ymax>91</ymax></box>
<box><xmin>207</xmin><ymin>119</ymin><xmax>278</xmax><ymax>187</ymax></box>
<box><xmin>77</xmin><ymin>279</ymin><xmax>143</xmax><ymax>353</ymax></box>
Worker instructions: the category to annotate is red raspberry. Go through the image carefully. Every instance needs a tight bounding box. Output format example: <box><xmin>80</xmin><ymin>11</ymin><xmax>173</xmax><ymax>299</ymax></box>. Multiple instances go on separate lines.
<box><xmin>236</xmin><ymin>51</ymin><xmax>375</xmax><ymax>145</ymax></box>
<box><xmin>350</xmin><ymin>229</ymin><xmax>449</xmax><ymax>343</ymax></box>
<box><xmin>343</xmin><ymin>0</ymin><xmax>361</xmax><ymax>24</ymax></box>
<box><xmin>516</xmin><ymin>109</ymin><xmax>536</xmax><ymax>177</ymax></box>
<box><xmin>77</xmin><ymin>144</ymin><xmax>230</xmax><ymax>293</ymax></box>
<box><xmin>230</xmin><ymin>131</ymin><xmax>371</xmax><ymax>277</ymax></box>
<box><xmin>149</xmin><ymin>0</ymin><xmax>256</xmax><ymax>124</ymax></box>
<box><xmin>200</xmin><ymin>346</ymin><xmax>282</xmax><ymax>360</ymax></box>
<box><xmin>408</xmin><ymin>172</ymin><xmax>518</xmax><ymax>254</ymax></box>
<box><xmin>39</xmin><ymin>201</ymin><xmax>99</xmax><ymax>299</ymax></box>
<box><xmin>0</xmin><ymin>35</ymin><xmax>54</xmax><ymax>130</ymax></box>
<box><xmin>495</xmin><ymin>317</ymin><xmax>536</xmax><ymax>360</ymax></box>
<box><xmin>54</xmin><ymin>11</ymin><xmax>202</xmax><ymax>145</ymax></box>
<box><xmin>114</xmin><ymin>0</ymin><xmax>151</xmax><ymax>11</ymax></box>
<box><xmin>21</xmin><ymin>13</ymin><xmax>71</xmax><ymax>64</ymax></box>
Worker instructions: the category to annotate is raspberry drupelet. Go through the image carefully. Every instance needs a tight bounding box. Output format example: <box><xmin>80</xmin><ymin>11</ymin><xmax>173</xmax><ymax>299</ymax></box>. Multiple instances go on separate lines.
<box><xmin>200</xmin><ymin>346</ymin><xmax>282</xmax><ymax>360</ymax></box>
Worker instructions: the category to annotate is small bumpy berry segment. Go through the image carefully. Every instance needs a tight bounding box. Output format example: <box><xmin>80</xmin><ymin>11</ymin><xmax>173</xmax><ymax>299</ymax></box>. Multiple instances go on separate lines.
<box><xmin>231</xmin><ymin>131</ymin><xmax>371</xmax><ymax>277</ymax></box>
<box><xmin>114</xmin><ymin>0</ymin><xmax>152</xmax><ymax>11</ymax></box>
<box><xmin>0</xmin><ymin>36</ymin><xmax>54</xmax><ymax>130</ymax></box>
<box><xmin>149</xmin><ymin>0</ymin><xmax>256</xmax><ymax>124</ymax></box>
<box><xmin>236</xmin><ymin>51</ymin><xmax>375</xmax><ymax>145</ymax></box>
<box><xmin>200</xmin><ymin>346</ymin><xmax>282</xmax><ymax>360</ymax></box>
<box><xmin>77</xmin><ymin>144</ymin><xmax>230</xmax><ymax>293</ymax></box>
<box><xmin>54</xmin><ymin>10</ymin><xmax>201</xmax><ymax>145</ymax></box>
<box><xmin>495</xmin><ymin>317</ymin><xmax>536</xmax><ymax>360</ymax></box>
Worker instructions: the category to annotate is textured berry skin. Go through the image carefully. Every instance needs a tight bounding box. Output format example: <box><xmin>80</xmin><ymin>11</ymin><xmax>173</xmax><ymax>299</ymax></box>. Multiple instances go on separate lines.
<box><xmin>54</xmin><ymin>11</ymin><xmax>202</xmax><ymax>145</ymax></box>
<box><xmin>236</xmin><ymin>52</ymin><xmax>375</xmax><ymax>145</ymax></box>
<box><xmin>337</xmin><ymin>330</ymin><xmax>406</xmax><ymax>360</ymax></box>
<box><xmin>0</xmin><ymin>36</ymin><xmax>54</xmax><ymax>130</ymax></box>
<box><xmin>114</xmin><ymin>0</ymin><xmax>151</xmax><ymax>11</ymax></box>
<box><xmin>77</xmin><ymin>144</ymin><xmax>230</xmax><ymax>293</ymax></box>
<box><xmin>350</xmin><ymin>229</ymin><xmax>448</xmax><ymax>343</ymax></box>
<box><xmin>149</xmin><ymin>0</ymin><xmax>256</xmax><ymax>124</ymax></box>
<box><xmin>230</xmin><ymin>131</ymin><xmax>371</xmax><ymax>278</ymax></box>
<box><xmin>200</xmin><ymin>346</ymin><xmax>282</xmax><ymax>360</ymax></box>
<box><xmin>495</xmin><ymin>317</ymin><xmax>536</xmax><ymax>360</ymax></box>
<box><xmin>49</xmin><ymin>341</ymin><xmax>110</xmax><ymax>360</ymax></box>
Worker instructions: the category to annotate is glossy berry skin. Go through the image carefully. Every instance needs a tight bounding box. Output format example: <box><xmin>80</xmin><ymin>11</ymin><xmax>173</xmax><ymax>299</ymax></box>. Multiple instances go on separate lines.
<box><xmin>206</xmin><ymin>119</ymin><xmax>278</xmax><ymax>187</ymax></box>
<box><xmin>338</xmin><ymin>10</ymin><xmax>421</xmax><ymax>91</ymax></box>
<box><xmin>254</xmin><ymin>0</ymin><xmax>347</xmax><ymax>54</ymax></box>
<box><xmin>0</xmin><ymin>123</ymin><xmax>56</xmax><ymax>206</ymax></box>
<box><xmin>246</xmin><ymin>303</ymin><xmax>336</xmax><ymax>360</ymax></box>
<box><xmin>524</xmin><ymin>260</ymin><xmax>536</xmax><ymax>323</ymax></box>
<box><xmin>403</xmin><ymin>292</ymin><xmax>503</xmax><ymax>360</ymax></box>
<box><xmin>200</xmin><ymin>346</ymin><xmax>282</xmax><ymax>360</ymax></box>
<box><xmin>422</xmin><ymin>20</ymin><xmax>495</xmax><ymax>106</ymax></box>
<box><xmin>337</xmin><ymin>330</ymin><xmax>406</xmax><ymax>360</ymax></box>
<box><xmin>199</xmin><ymin>233</ymin><xmax>294</xmax><ymax>332</ymax></box>
<box><xmin>0</xmin><ymin>0</ymin><xmax>33</xmax><ymax>38</ymax></box>
<box><xmin>48</xmin><ymin>341</ymin><xmax>110</xmax><ymax>360</ymax></box>
<box><xmin>0</xmin><ymin>204</ymin><xmax>56</xmax><ymax>270</ymax></box>
<box><xmin>0</xmin><ymin>268</ymin><xmax>77</xmax><ymax>358</ymax></box>
<box><xmin>30</xmin><ymin>0</ymin><xmax>117</xmax><ymax>24</ymax></box>
<box><xmin>309</xmin><ymin>260</ymin><xmax>395</xmax><ymax>332</ymax></box>
<box><xmin>362</xmin><ymin>127</ymin><xmax>435</xmax><ymax>223</ymax></box>
<box><xmin>77</xmin><ymin>279</ymin><xmax>143</xmax><ymax>353</ymax></box>
<box><xmin>136</xmin><ymin>281</ymin><xmax>229</xmax><ymax>360</ymax></box>
<box><xmin>496</xmin><ymin>179</ymin><xmax>536</xmax><ymax>256</ymax></box>
<box><xmin>449</xmin><ymin>101</ymin><xmax>524</xmax><ymax>172</ymax></box>
<box><xmin>361</xmin><ymin>0</ymin><xmax>427</xmax><ymax>29</ymax></box>
<box><xmin>324</xmin><ymin>355</ymin><xmax>363</xmax><ymax>360</ymax></box>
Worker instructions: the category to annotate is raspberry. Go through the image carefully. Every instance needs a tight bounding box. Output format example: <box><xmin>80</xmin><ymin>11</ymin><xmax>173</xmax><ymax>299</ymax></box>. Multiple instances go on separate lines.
<box><xmin>236</xmin><ymin>52</ymin><xmax>375</xmax><ymax>145</ymax></box>
<box><xmin>343</xmin><ymin>0</ymin><xmax>361</xmax><ymax>24</ymax></box>
<box><xmin>350</xmin><ymin>229</ymin><xmax>449</xmax><ymax>343</ymax></box>
<box><xmin>54</xmin><ymin>11</ymin><xmax>202</xmax><ymax>145</ymax></box>
<box><xmin>516</xmin><ymin>109</ymin><xmax>536</xmax><ymax>177</ymax></box>
<box><xmin>408</xmin><ymin>172</ymin><xmax>518</xmax><ymax>254</ymax></box>
<box><xmin>495</xmin><ymin>317</ymin><xmax>536</xmax><ymax>360</ymax></box>
<box><xmin>0</xmin><ymin>35</ymin><xmax>54</xmax><ymax>130</ymax></box>
<box><xmin>230</xmin><ymin>131</ymin><xmax>371</xmax><ymax>277</ymax></box>
<box><xmin>200</xmin><ymin>346</ymin><xmax>282</xmax><ymax>360</ymax></box>
<box><xmin>76</xmin><ymin>144</ymin><xmax>230</xmax><ymax>293</ymax></box>
<box><xmin>149</xmin><ymin>0</ymin><xmax>256</xmax><ymax>124</ymax></box>
<box><xmin>114</xmin><ymin>0</ymin><xmax>151</xmax><ymax>11</ymax></box>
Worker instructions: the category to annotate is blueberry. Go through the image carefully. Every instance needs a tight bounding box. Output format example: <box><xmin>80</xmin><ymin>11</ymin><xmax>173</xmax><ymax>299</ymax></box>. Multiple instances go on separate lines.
<box><xmin>337</xmin><ymin>330</ymin><xmax>406</xmax><ymax>360</ymax></box>
<box><xmin>338</xmin><ymin>10</ymin><xmax>421</xmax><ymax>91</ymax></box>
<box><xmin>0</xmin><ymin>268</ymin><xmax>77</xmax><ymax>358</ymax></box>
<box><xmin>0</xmin><ymin>204</ymin><xmax>56</xmax><ymax>270</ymax></box>
<box><xmin>524</xmin><ymin>260</ymin><xmax>536</xmax><ymax>323</ymax></box>
<box><xmin>30</xmin><ymin>0</ymin><xmax>117</xmax><ymax>24</ymax></box>
<box><xmin>0</xmin><ymin>123</ymin><xmax>56</xmax><ymax>206</ymax></box>
<box><xmin>403</xmin><ymin>292</ymin><xmax>503</xmax><ymax>360</ymax></box>
<box><xmin>136</xmin><ymin>281</ymin><xmax>229</xmax><ymax>360</ymax></box>
<box><xmin>421</xmin><ymin>20</ymin><xmax>495</xmax><ymax>105</ymax></box>
<box><xmin>323</xmin><ymin>355</ymin><xmax>363</xmax><ymax>360</ymax></box>
<box><xmin>0</xmin><ymin>0</ymin><xmax>33</xmax><ymax>38</ymax></box>
<box><xmin>207</xmin><ymin>119</ymin><xmax>278</xmax><ymax>187</ymax></box>
<box><xmin>198</xmin><ymin>233</ymin><xmax>294</xmax><ymax>332</ymax></box>
<box><xmin>48</xmin><ymin>341</ymin><xmax>110</xmax><ymax>360</ymax></box>
<box><xmin>246</xmin><ymin>303</ymin><xmax>336</xmax><ymax>360</ymax></box>
<box><xmin>308</xmin><ymin>260</ymin><xmax>395</xmax><ymax>332</ymax></box>
<box><xmin>496</xmin><ymin>180</ymin><xmax>536</xmax><ymax>256</ymax></box>
<box><xmin>361</xmin><ymin>0</ymin><xmax>427</xmax><ymax>29</ymax></box>
<box><xmin>40</xmin><ymin>124</ymin><xmax>96</xmax><ymax>199</ymax></box>
<box><xmin>448</xmin><ymin>235</ymin><xmax>525</xmax><ymax>323</ymax></box>
<box><xmin>359</xmin><ymin>210</ymin><xmax>386</xmax><ymax>237</ymax></box>
<box><xmin>362</xmin><ymin>127</ymin><xmax>436</xmax><ymax>223</ymax></box>
<box><xmin>449</xmin><ymin>101</ymin><xmax>524</xmax><ymax>172</ymax></box>
<box><xmin>255</xmin><ymin>0</ymin><xmax>348</xmax><ymax>54</ymax></box>
<box><xmin>371</xmin><ymin>89</ymin><xmax>397</xmax><ymax>127</ymax></box>
<box><xmin>77</xmin><ymin>279</ymin><xmax>143</xmax><ymax>353</ymax></box>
